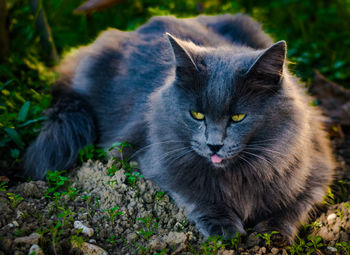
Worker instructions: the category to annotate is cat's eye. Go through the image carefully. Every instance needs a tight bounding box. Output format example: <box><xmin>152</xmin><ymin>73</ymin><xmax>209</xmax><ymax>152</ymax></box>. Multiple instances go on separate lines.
<box><xmin>190</xmin><ymin>111</ymin><xmax>205</xmax><ymax>120</ymax></box>
<box><xmin>232</xmin><ymin>113</ymin><xmax>246</xmax><ymax>122</ymax></box>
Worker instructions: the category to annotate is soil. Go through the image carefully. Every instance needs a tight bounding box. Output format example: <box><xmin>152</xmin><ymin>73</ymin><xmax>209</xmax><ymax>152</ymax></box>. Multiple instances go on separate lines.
<box><xmin>1</xmin><ymin>72</ymin><xmax>350</xmax><ymax>255</ymax></box>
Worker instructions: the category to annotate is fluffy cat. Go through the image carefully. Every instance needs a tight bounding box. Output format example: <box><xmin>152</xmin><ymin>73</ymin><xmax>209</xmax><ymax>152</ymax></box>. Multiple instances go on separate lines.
<box><xmin>24</xmin><ymin>14</ymin><xmax>335</xmax><ymax>242</ymax></box>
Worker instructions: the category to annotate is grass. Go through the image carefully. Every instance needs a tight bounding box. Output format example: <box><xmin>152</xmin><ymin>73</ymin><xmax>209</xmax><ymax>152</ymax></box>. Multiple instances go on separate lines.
<box><xmin>1</xmin><ymin>0</ymin><xmax>350</xmax><ymax>254</ymax></box>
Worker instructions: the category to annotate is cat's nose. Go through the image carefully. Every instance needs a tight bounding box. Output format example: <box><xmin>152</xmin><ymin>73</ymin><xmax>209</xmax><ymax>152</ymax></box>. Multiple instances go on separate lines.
<box><xmin>207</xmin><ymin>144</ymin><xmax>223</xmax><ymax>153</ymax></box>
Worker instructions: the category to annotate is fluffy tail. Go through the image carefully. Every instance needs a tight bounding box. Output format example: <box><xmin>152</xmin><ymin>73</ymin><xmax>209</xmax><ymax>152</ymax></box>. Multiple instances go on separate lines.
<box><xmin>24</xmin><ymin>86</ymin><xmax>97</xmax><ymax>180</ymax></box>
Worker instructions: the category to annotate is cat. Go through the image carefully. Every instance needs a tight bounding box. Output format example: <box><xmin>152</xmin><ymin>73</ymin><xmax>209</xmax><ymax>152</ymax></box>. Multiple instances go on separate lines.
<box><xmin>24</xmin><ymin>14</ymin><xmax>335</xmax><ymax>242</ymax></box>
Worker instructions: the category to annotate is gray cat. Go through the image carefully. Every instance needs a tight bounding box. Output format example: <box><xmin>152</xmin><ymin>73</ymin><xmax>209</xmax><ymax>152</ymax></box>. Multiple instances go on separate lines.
<box><xmin>24</xmin><ymin>14</ymin><xmax>335</xmax><ymax>242</ymax></box>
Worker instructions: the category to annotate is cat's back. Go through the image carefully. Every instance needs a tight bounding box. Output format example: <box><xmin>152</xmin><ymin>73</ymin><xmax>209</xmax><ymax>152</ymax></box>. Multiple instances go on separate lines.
<box><xmin>58</xmin><ymin>14</ymin><xmax>273</xmax><ymax>94</ymax></box>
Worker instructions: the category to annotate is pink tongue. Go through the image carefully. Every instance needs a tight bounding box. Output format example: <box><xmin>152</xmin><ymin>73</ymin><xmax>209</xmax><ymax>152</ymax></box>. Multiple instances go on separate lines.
<box><xmin>211</xmin><ymin>154</ymin><xmax>223</xmax><ymax>164</ymax></box>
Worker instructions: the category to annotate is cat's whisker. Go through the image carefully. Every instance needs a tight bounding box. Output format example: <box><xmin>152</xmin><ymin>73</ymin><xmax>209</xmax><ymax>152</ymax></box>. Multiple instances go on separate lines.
<box><xmin>241</xmin><ymin>150</ymin><xmax>274</xmax><ymax>168</ymax></box>
<box><xmin>237</xmin><ymin>154</ymin><xmax>260</xmax><ymax>174</ymax></box>
<box><xmin>157</xmin><ymin>146</ymin><xmax>193</xmax><ymax>162</ymax></box>
<box><xmin>166</xmin><ymin>148</ymin><xmax>195</xmax><ymax>167</ymax></box>
<box><xmin>129</xmin><ymin>140</ymin><xmax>187</xmax><ymax>159</ymax></box>
<box><xmin>245</xmin><ymin>145</ymin><xmax>287</xmax><ymax>157</ymax></box>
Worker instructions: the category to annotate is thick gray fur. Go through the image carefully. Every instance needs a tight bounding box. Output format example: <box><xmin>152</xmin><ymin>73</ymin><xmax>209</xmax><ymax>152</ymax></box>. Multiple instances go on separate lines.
<box><xmin>24</xmin><ymin>14</ymin><xmax>335</xmax><ymax>241</ymax></box>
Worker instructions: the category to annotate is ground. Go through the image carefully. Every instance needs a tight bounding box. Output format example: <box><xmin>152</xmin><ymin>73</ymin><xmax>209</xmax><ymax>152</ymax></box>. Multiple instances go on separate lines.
<box><xmin>0</xmin><ymin>73</ymin><xmax>350</xmax><ymax>255</ymax></box>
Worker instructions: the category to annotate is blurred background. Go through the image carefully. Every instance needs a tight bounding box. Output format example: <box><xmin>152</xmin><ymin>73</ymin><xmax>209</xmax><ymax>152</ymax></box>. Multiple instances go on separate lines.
<box><xmin>1</xmin><ymin>0</ymin><xmax>350</xmax><ymax>176</ymax></box>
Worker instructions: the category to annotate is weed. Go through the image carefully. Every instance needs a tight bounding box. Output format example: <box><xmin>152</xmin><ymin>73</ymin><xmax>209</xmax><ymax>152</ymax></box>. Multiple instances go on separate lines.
<box><xmin>136</xmin><ymin>215</ymin><xmax>158</xmax><ymax>240</ymax></box>
<box><xmin>79</xmin><ymin>144</ymin><xmax>106</xmax><ymax>163</ymax></box>
<box><xmin>154</xmin><ymin>249</ymin><xmax>169</xmax><ymax>255</ymax></box>
<box><xmin>230</xmin><ymin>231</ymin><xmax>241</xmax><ymax>250</ymax></box>
<box><xmin>45</xmin><ymin>170</ymin><xmax>68</xmax><ymax>198</ymax></box>
<box><xmin>0</xmin><ymin>182</ymin><xmax>7</xmax><ymax>192</ymax></box>
<box><xmin>305</xmin><ymin>235</ymin><xmax>323</xmax><ymax>255</ymax></box>
<box><xmin>200</xmin><ymin>235</ymin><xmax>227</xmax><ymax>255</ymax></box>
<box><xmin>155</xmin><ymin>191</ymin><xmax>165</xmax><ymax>201</ymax></box>
<box><xmin>66</xmin><ymin>187</ymin><xmax>78</xmax><ymax>200</ymax></box>
<box><xmin>125</xmin><ymin>171</ymin><xmax>144</xmax><ymax>187</ymax></box>
<box><xmin>71</xmin><ymin>234</ymin><xmax>84</xmax><ymax>248</ymax></box>
<box><xmin>14</xmin><ymin>228</ymin><xmax>26</xmax><ymax>237</ymax></box>
<box><xmin>337</xmin><ymin>240</ymin><xmax>350</xmax><ymax>255</ymax></box>
<box><xmin>288</xmin><ymin>236</ymin><xmax>306</xmax><ymax>255</ymax></box>
<box><xmin>255</xmin><ymin>231</ymin><xmax>279</xmax><ymax>247</ymax></box>
<box><xmin>6</xmin><ymin>192</ymin><xmax>23</xmax><ymax>207</ymax></box>
<box><xmin>106</xmin><ymin>235</ymin><xmax>118</xmax><ymax>244</ymax></box>
<box><xmin>104</xmin><ymin>206</ymin><xmax>123</xmax><ymax>222</ymax></box>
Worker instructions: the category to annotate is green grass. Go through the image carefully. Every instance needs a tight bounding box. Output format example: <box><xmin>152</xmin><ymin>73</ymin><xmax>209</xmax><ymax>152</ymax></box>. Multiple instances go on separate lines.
<box><xmin>2</xmin><ymin>0</ymin><xmax>350</xmax><ymax>171</ymax></box>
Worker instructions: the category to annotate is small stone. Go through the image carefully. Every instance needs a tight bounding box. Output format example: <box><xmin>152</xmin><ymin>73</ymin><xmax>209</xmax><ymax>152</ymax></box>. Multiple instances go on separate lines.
<box><xmin>148</xmin><ymin>237</ymin><xmax>167</xmax><ymax>251</ymax></box>
<box><xmin>28</xmin><ymin>244</ymin><xmax>44</xmax><ymax>255</ymax></box>
<box><xmin>12</xmin><ymin>220</ymin><xmax>19</xmax><ymax>227</ymax></box>
<box><xmin>271</xmin><ymin>247</ymin><xmax>279</xmax><ymax>255</ymax></box>
<box><xmin>327</xmin><ymin>246</ymin><xmax>338</xmax><ymax>252</ymax></box>
<box><xmin>1</xmin><ymin>237</ymin><xmax>13</xmax><ymax>250</ymax></box>
<box><xmin>327</xmin><ymin>213</ymin><xmax>337</xmax><ymax>224</ymax></box>
<box><xmin>23</xmin><ymin>182</ymin><xmax>41</xmax><ymax>198</ymax></box>
<box><xmin>14</xmin><ymin>233</ymin><xmax>41</xmax><ymax>245</ymax></box>
<box><xmin>219</xmin><ymin>250</ymin><xmax>235</xmax><ymax>255</ymax></box>
<box><xmin>260</xmin><ymin>247</ymin><xmax>267</xmax><ymax>254</ymax></box>
<box><xmin>74</xmin><ymin>221</ymin><xmax>94</xmax><ymax>237</ymax></box>
<box><xmin>75</xmin><ymin>242</ymin><xmax>108</xmax><ymax>255</ymax></box>
<box><xmin>164</xmin><ymin>231</ymin><xmax>187</xmax><ymax>245</ymax></box>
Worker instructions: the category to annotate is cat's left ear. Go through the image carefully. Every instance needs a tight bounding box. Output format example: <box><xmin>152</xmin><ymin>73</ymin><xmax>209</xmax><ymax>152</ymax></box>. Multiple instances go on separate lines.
<box><xmin>245</xmin><ymin>41</ymin><xmax>286</xmax><ymax>89</ymax></box>
<box><xmin>166</xmin><ymin>33</ymin><xmax>198</xmax><ymax>74</ymax></box>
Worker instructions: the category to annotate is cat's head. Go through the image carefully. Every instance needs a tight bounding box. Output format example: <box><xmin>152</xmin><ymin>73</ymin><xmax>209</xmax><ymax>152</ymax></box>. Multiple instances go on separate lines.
<box><xmin>152</xmin><ymin>33</ymin><xmax>290</xmax><ymax>167</ymax></box>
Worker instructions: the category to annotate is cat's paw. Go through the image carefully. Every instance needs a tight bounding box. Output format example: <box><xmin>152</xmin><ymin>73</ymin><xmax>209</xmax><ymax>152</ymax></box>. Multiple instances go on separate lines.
<box><xmin>197</xmin><ymin>217</ymin><xmax>246</xmax><ymax>240</ymax></box>
<box><xmin>253</xmin><ymin>220</ymin><xmax>294</xmax><ymax>246</ymax></box>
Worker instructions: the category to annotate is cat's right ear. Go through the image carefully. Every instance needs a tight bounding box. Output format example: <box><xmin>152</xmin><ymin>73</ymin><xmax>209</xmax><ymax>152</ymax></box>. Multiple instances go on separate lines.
<box><xmin>166</xmin><ymin>33</ymin><xmax>198</xmax><ymax>75</ymax></box>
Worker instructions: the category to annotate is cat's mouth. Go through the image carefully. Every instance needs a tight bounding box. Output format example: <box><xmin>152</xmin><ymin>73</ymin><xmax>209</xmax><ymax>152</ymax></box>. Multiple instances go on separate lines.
<box><xmin>210</xmin><ymin>154</ymin><xmax>223</xmax><ymax>164</ymax></box>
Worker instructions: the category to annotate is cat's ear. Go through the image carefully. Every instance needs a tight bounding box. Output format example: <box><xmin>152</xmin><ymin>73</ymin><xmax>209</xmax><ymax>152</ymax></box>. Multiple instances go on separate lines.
<box><xmin>166</xmin><ymin>33</ymin><xmax>198</xmax><ymax>73</ymax></box>
<box><xmin>245</xmin><ymin>41</ymin><xmax>286</xmax><ymax>89</ymax></box>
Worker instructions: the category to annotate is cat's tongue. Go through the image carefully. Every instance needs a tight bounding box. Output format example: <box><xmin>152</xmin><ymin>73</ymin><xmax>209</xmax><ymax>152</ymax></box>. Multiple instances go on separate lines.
<box><xmin>211</xmin><ymin>154</ymin><xmax>223</xmax><ymax>164</ymax></box>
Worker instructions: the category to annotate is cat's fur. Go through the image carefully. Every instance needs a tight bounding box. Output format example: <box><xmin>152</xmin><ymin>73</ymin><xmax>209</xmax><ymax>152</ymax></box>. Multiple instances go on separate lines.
<box><xmin>24</xmin><ymin>14</ymin><xmax>335</xmax><ymax>241</ymax></box>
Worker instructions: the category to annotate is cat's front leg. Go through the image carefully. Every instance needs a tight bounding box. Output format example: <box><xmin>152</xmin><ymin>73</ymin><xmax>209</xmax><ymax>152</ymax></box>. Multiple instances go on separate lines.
<box><xmin>189</xmin><ymin>204</ymin><xmax>246</xmax><ymax>239</ymax></box>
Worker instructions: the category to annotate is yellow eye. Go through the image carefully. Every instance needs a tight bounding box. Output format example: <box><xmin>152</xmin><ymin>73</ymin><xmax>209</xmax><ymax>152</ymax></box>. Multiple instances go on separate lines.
<box><xmin>232</xmin><ymin>114</ymin><xmax>246</xmax><ymax>122</ymax></box>
<box><xmin>190</xmin><ymin>111</ymin><xmax>205</xmax><ymax>120</ymax></box>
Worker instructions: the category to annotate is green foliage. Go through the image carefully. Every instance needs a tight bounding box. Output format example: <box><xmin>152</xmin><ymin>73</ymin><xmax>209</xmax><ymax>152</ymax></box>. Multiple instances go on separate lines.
<box><xmin>288</xmin><ymin>235</ymin><xmax>324</xmax><ymax>255</ymax></box>
<box><xmin>6</xmin><ymin>192</ymin><xmax>23</xmax><ymax>207</ymax></box>
<box><xmin>0</xmin><ymin>182</ymin><xmax>7</xmax><ymax>192</ymax></box>
<box><xmin>136</xmin><ymin>215</ymin><xmax>158</xmax><ymax>240</ymax></box>
<box><xmin>3</xmin><ymin>0</ymin><xmax>350</xmax><ymax>171</ymax></box>
<box><xmin>125</xmin><ymin>171</ymin><xmax>144</xmax><ymax>187</ymax></box>
<box><xmin>106</xmin><ymin>235</ymin><xmax>118</xmax><ymax>244</ymax></box>
<box><xmin>70</xmin><ymin>234</ymin><xmax>84</xmax><ymax>248</ymax></box>
<box><xmin>45</xmin><ymin>170</ymin><xmax>69</xmax><ymax>198</ymax></box>
<box><xmin>200</xmin><ymin>235</ymin><xmax>227</xmax><ymax>255</ymax></box>
<box><xmin>104</xmin><ymin>206</ymin><xmax>123</xmax><ymax>222</ymax></box>
<box><xmin>337</xmin><ymin>240</ymin><xmax>350</xmax><ymax>255</ymax></box>
<box><xmin>255</xmin><ymin>231</ymin><xmax>279</xmax><ymax>247</ymax></box>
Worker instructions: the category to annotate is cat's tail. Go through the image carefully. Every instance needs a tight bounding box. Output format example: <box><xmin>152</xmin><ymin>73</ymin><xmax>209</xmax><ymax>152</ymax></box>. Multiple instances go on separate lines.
<box><xmin>24</xmin><ymin>86</ymin><xmax>97</xmax><ymax>180</ymax></box>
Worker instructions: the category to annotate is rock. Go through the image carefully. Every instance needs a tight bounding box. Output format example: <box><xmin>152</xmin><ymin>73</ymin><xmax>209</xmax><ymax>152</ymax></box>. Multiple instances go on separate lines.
<box><xmin>14</xmin><ymin>233</ymin><xmax>40</xmax><ymax>245</ymax></box>
<box><xmin>327</xmin><ymin>213</ymin><xmax>337</xmax><ymax>224</ymax></box>
<box><xmin>23</xmin><ymin>183</ymin><xmax>40</xmax><ymax>198</ymax></box>
<box><xmin>271</xmin><ymin>247</ymin><xmax>279</xmax><ymax>255</ymax></box>
<box><xmin>148</xmin><ymin>237</ymin><xmax>167</xmax><ymax>251</ymax></box>
<box><xmin>1</xmin><ymin>237</ymin><xmax>13</xmax><ymax>250</ymax></box>
<box><xmin>260</xmin><ymin>247</ymin><xmax>267</xmax><ymax>254</ymax></box>
<box><xmin>28</xmin><ymin>244</ymin><xmax>44</xmax><ymax>255</ymax></box>
<box><xmin>219</xmin><ymin>250</ymin><xmax>235</xmax><ymax>255</ymax></box>
<box><xmin>74</xmin><ymin>221</ymin><xmax>94</xmax><ymax>237</ymax></box>
<box><xmin>327</xmin><ymin>246</ymin><xmax>338</xmax><ymax>252</ymax></box>
<box><xmin>74</xmin><ymin>242</ymin><xmax>108</xmax><ymax>255</ymax></box>
<box><xmin>0</xmin><ymin>197</ymin><xmax>12</xmax><ymax>215</ymax></box>
<box><xmin>164</xmin><ymin>231</ymin><xmax>187</xmax><ymax>245</ymax></box>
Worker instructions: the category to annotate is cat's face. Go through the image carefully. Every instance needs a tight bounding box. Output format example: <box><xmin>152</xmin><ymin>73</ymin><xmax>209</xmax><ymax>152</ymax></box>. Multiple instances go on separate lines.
<box><xmin>165</xmin><ymin>34</ymin><xmax>286</xmax><ymax>167</ymax></box>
